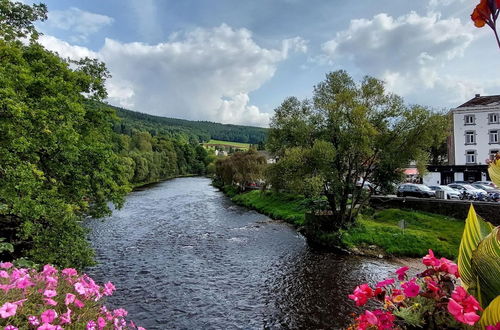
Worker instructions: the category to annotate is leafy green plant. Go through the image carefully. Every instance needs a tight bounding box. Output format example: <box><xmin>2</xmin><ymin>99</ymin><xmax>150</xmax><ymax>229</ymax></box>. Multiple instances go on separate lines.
<box><xmin>457</xmin><ymin>204</ymin><xmax>500</xmax><ymax>327</ymax></box>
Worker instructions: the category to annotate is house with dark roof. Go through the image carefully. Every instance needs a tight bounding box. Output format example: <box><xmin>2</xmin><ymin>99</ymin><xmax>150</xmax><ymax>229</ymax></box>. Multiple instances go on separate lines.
<box><xmin>424</xmin><ymin>94</ymin><xmax>500</xmax><ymax>185</ymax></box>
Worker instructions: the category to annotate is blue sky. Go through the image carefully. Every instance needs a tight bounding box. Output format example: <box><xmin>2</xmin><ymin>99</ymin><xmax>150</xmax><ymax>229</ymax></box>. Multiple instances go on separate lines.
<box><xmin>25</xmin><ymin>0</ymin><xmax>500</xmax><ymax>126</ymax></box>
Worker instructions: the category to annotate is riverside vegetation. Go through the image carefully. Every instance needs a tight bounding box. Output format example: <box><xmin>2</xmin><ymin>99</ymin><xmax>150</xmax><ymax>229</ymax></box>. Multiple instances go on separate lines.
<box><xmin>0</xmin><ymin>1</ymin><xmax>265</xmax><ymax>269</ymax></box>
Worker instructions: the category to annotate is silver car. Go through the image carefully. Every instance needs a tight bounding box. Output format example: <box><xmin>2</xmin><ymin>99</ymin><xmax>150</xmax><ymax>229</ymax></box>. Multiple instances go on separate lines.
<box><xmin>428</xmin><ymin>185</ymin><xmax>460</xmax><ymax>199</ymax></box>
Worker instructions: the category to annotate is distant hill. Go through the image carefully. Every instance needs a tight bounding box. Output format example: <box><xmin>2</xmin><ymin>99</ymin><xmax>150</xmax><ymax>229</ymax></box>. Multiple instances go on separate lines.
<box><xmin>109</xmin><ymin>105</ymin><xmax>268</xmax><ymax>144</ymax></box>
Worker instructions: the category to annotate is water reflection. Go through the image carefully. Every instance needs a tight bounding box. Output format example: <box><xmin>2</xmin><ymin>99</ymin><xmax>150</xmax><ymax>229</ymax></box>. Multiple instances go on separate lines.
<box><xmin>86</xmin><ymin>177</ymin><xmax>402</xmax><ymax>329</ymax></box>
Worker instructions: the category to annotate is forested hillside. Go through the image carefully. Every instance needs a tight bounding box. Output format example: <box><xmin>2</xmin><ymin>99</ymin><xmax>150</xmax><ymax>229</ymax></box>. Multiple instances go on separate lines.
<box><xmin>111</xmin><ymin>105</ymin><xmax>268</xmax><ymax>144</ymax></box>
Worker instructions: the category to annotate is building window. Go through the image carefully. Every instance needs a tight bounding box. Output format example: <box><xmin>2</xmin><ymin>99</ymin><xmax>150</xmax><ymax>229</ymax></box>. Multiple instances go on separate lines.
<box><xmin>465</xmin><ymin>130</ymin><xmax>476</xmax><ymax>144</ymax></box>
<box><xmin>466</xmin><ymin>150</ymin><xmax>477</xmax><ymax>164</ymax></box>
<box><xmin>464</xmin><ymin>114</ymin><xmax>475</xmax><ymax>125</ymax></box>
<box><xmin>490</xmin><ymin>149</ymin><xmax>499</xmax><ymax>160</ymax></box>
<box><xmin>489</xmin><ymin>113</ymin><xmax>499</xmax><ymax>124</ymax></box>
<box><xmin>490</xmin><ymin>130</ymin><xmax>499</xmax><ymax>143</ymax></box>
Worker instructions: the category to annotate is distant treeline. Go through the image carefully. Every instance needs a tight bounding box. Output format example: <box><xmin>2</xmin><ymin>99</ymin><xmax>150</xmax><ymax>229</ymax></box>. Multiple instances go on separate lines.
<box><xmin>110</xmin><ymin>105</ymin><xmax>268</xmax><ymax>144</ymax></box>
<box><xmin>113</xmin><ymin>129</ymin><xmax>210</xmax><ymax>187</ymax></box>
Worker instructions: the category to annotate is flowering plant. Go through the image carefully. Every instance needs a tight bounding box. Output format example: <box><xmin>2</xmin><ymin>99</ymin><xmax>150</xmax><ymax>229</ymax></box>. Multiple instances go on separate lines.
<box><xmin>347</xmin><ymin>250</ymin><xmax>483</xmax><ymax>329</ymax></box>
<box><xmin>471</xmin><ymin>0</ymin><xmax>500</xmax><ymax>49</ymax></box>
<box><xmin>0</xmin><ymin>262</ymin><xmax>145</xmax><ymax>330</ymax></box>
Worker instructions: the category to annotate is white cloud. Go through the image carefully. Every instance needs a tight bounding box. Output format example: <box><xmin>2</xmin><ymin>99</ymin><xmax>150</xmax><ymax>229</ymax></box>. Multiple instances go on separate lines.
<box><xmin>321</xmin><ymin>11</ymin><xmax>477</xmax><ymax>107</ymax></box>
<box><xmin>39</xmin><ymin>24</ymin><xmax>306</xmax><ymax>127</ymax></box>
<box><xmin>45</xmin><ymin>7</ymin><xmax>114</xmax><ymax>43</ymax></box>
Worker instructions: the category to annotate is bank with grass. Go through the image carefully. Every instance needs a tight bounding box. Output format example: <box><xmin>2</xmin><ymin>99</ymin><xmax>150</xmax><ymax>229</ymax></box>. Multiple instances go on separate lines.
<box><xmin>228</xmin><ymin>190</ymin><xmax>464</xmax><ymax>259</ymax></box>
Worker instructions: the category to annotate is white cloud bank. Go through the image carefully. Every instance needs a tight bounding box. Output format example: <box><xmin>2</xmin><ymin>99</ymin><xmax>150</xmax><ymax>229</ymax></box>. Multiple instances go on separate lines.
<box><xmin>321</xmin><ymin>11</ymin><xmax>483</xmax><ymax>108</ymax></box>
<box><xmin>40</xmin><ymin>24</ymin><xmax>306</xmax><ymax>126</ymax></box>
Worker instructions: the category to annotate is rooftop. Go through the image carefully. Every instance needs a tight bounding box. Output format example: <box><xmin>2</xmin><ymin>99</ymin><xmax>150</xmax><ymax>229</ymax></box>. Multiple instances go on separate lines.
<box><xmin>457</xmin><ymin>94</ymin><xmax>500</xmax><ymax>108</ymax></box>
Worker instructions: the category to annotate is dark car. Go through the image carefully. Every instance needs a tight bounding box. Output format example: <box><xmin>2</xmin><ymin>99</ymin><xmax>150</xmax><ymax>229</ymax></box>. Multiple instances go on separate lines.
<box><xmin>397</xmin><ymin>184</ymin><xmax>435</xmax><ymax>198</ymax></box>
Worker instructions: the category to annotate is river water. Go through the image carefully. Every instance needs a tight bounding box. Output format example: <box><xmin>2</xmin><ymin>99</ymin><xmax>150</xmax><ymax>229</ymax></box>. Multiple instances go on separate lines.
<box><xmin>86</xmin><ymin>177</ymin><xmax>404</xmax><ymax>329</ymax></box>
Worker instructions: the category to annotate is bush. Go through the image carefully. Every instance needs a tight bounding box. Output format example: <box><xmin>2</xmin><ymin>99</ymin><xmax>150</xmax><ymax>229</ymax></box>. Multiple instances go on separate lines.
<box><xmin>0</xmin><ymin>262</ymin><xmax>144</xmax><ymax>329</ymax></box>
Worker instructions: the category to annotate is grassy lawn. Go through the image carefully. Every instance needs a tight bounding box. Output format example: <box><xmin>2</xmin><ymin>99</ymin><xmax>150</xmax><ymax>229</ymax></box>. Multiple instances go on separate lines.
<box><xmin>204</xmin><ymin>139</ymin><xmax>251</xmax><ymax>149</ymax></box>
<box><xmin>231</xmin><ymin>190</ymin><xmax>307</xmax><ymax>225</ymax></box>
<box><xmin>342</xmin><ymin>209</ymin><xmax>464</xmax><ymax>259</ymax></box>
<box><xmin>230</xmin><ymin>190</ymin><xmax>465</xmax><ymax>259</ymax></box>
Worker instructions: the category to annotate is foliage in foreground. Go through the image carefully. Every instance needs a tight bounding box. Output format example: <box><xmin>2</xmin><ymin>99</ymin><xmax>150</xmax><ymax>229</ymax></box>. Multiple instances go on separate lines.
<box><xmin>0</xmin><ymin>262</ymin><xmax>144</xmax><ymax>329</ymax></box>
<box><xmin>348</xmin><ymin>251</ymin><xmax>483</xmax><ymax>329</ymax></box>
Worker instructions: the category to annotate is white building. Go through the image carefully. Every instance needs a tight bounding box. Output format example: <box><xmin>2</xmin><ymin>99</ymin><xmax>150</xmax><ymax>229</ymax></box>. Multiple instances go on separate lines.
<box><xmin>424</xmin><ymin>94</ymin><xmax>499</xmax><ymax>186</ymax></box>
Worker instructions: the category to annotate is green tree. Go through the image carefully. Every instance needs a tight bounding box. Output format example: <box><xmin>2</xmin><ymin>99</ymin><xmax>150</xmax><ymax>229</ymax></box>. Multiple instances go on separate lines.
<box><xmin>215</xmin><ymin>149</ymin><xmax>267</xmax><ymax>190</ymax></box>
<box><xmin>0</xmin><ymin>2</ymin><xmax>129</xmax><ymax>268</ymax></box>
<box><xmin>267</xmin><ymin>71</ymin><xmax>448</xmax><ymax>233</ymax></box>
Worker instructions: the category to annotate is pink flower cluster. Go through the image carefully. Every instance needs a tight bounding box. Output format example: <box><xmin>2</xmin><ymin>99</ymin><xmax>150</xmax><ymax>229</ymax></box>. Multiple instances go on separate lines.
<box><xmin>348</xmin><ymin>250</ymin><xmax>483</xmax><ymax>330</ymax></box>
<box><xmin>355</xmin><ymin>310</ymin><xmax>395</xmax><ymax>330</ymax></box>
<box><xmin>0</xmin><ymin>262</ymin><xmax>145</xmax><ymax>330</ymax></box>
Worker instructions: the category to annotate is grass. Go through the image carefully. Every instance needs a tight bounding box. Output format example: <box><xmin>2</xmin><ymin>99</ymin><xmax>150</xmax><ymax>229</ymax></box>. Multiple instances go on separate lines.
<box><xmin>204</xmin><ymin>139</ymin><xmax>251</xmax><ymax>149</ymax></box>
<box><xmin>342</xmin><ymin>209</ymin><xmax>464</xmax><ymax>259</ymax></box>
<box><xmin>229</xmin><ymin>190</ymin><xmax>465</xmax><ymax>259</ymax></box>
<box><xmin>231</xmin><ymin>190</ymin><xmax>308</xmax><ymax>225</ymax></box>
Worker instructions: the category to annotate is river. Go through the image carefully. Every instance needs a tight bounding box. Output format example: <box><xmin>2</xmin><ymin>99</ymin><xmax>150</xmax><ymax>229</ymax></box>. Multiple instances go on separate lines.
<box><xmin>86</xmin><ymin>177</ymin><xmax>406</xmax><ymax>329</ymax></box>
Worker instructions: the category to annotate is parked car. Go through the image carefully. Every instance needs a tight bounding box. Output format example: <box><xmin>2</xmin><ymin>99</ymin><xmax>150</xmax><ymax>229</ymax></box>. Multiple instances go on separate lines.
<box><xmin>428</xmin><ymin>185</ymin><xmax>460</xmax><ymax>199</ymax></box>
<box><xmin>448</xmin><ymin>183</ymin><xmax>487</xmax><ymax>199</ymax></box>
<box><xmin>473</xmin><ymin>181</ymin><xmax>498</xmax><ymax>188</ymax></box>
<box><xmin>471</xmin><ymin>183</ymin><xmax>500</xmax><ymax>193</ymax></box>
<box><xmin>397</xmin><ymin>184</ymin><xmax>435</xmax><ymax>198</ymax></box>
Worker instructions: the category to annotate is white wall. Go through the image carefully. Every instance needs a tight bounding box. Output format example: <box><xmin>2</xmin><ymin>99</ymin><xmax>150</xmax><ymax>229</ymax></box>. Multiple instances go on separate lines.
<box><xmin>453</xmin><ymin>106</ymin><xmax>500</xmax><ymax>165</ymax></box>
<box><xmin>423</xmin><ymin>172</ymin><xmax>441</xmax><ymax>186</ymax></box>
<box><xmin>454</xmin><ymin>172</ymin><xmax>464</xmax><ymax>182</ymax></box>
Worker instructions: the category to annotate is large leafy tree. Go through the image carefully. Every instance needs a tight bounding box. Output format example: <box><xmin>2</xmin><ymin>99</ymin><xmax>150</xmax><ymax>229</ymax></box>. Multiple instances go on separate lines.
<box><xmin>0</xmin><ymin>1</ymin><xmax>129</xmax><ymax>268</ymax></box>
<box><xmin>267</xmin><ymin>71</ymin><xmax>448</xmax><ymax>232</ymax></box>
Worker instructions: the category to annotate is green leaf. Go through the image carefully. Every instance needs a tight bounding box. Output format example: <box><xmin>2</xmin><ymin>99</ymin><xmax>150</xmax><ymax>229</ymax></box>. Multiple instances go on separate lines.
<box><xmin>480</xmin><ymin>295</ymin><xmax>500</xmax><ymax>328</ymax></box>
<box><xmin>458</xmin><ymin>205</ymin><xmax>494</xmax><ymax>290</ymax></box>
<box><xmin>471</xmin><ymin>227</ymin><xmax>500</xmax><ymax>307</ymax></box>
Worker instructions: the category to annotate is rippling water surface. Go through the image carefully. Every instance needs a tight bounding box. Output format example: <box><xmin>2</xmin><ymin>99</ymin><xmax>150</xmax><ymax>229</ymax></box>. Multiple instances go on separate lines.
<box><xmin>86</xmin><ymin>177</ymin><xmax>402</xmax><ymax>329</ymax></box>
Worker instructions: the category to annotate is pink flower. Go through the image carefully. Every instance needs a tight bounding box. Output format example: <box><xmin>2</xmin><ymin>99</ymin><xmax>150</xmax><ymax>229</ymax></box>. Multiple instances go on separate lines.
<box><xmin>0</xmin><ymin>302</ymin><xmax>17</xmax><ymax>318</ymax></box>
<box><xmin>348</xmin><ymin>284</ymin><xmax>373</xmax><ymax>307</ymax></box>
<box><xmin>15</xmin><ymin>276</ymin><xmax>34</xmax><ymax>289</ymax></box>
<box><xmin>97</xmin><ymin>317</ymin><xmax>107</xmax><ymax>329</ymax></box>
<box><xmin>74</xmin><ymin>282</ymin><xmax>86</xmax><ymax>295</ymax></box>
<box><xmin>40</xmin><ymin>309</ymin><xmax>57</xmax><ymax>323</ymax></box>
<box><xmin>424</xmin><ymin>278</ymin><xmax>440</xmax><ymax>293</ymax></box>
<box><xmin>439</xmin><ymin>258</ymin><xmax>459</xmax><ymax>277</ymax></box>
<box><xmin>61</xmin><ymin>268</ymin><xmax>78</xmax><ymax>277</ymax></box>
<box><xmin>103</xmin><ymin>281</ymin><xmax>116</xmax><ymax>296</ymax></box>
<box><xmin>0</xmin><ymin>262</ymin><xmax>13</xmax><ymax>269</ymax></box>
<box><xmin>138</xmin><ymin>327</ymin><xmax>146</xmax><ymax>330</ymax></box>
<box><xmin>44</xmin><ymin>298</ymin><xmax>58</xmax><ymax>306</ymax></box>
<box><xmin>113</xmin><ymin>308</ymin><xmax>128</xmax><ymax>317</ymax></box>
<box><xmin>395</xmin><ymin>266</ymin><xmax>409</xmax><ymax>280</ymax></box>
<box><xmin>42</xmin><ymin>265</ymin><xmax>57</xmax><ymax>276</ymax></box>
<box><xmin>4</xmin><ymin>325</ymin><xmax>18</xmax><ymax>330</ymax></box>
<box><xmin>356</xmin><ymin>309</ymin><xmax>395</xmax><ymax>330</ymax></box>
<box><xmin>44</xmin><ymin>276</ymin><xmax>58</xmax><ymax>288</ymax></box>
<box><xmin>451</xmin><ymin>286</ymin><xmax>468</xmax><ymax>302</ymax></box>
<box><xmin>44</xmin><ymin>289</ymin><xmax>57</xmax><ymax>298</ymax></box>
<box><xmin>37</xmin><ymin>324</ymin><xmax>57</xmax><ymax>330</ymax></box>
<box><xmin>0</xmin><ymin>270</ymin><xmax>9</xmax><ymax>278</ymax></box>
<box><xmin>448</xmin><ymin>298</ymin><xmax>481</xmax><ymax>325</ymax></box>
<box><xmin>401</xmin><ymin>281</ymin><xmax>420</xmax><ymax>297</ymax></box>
<box><xmin>65</xmin><ymin>293</ymin><xmax>76</xmax><ymax>305</ymax></box>
<box><xmin>28</xmin><ymin>316</ymin><xmax>40</xmax><ymax>326</ymax></box>
<box><xmin>60</xmin><ymin>308</ymin><xmax>72</xmax><ymax>325</ymax></box>
<box><xmin>87</xmin><ymin>320</ymin><xmax>97</xmax><ymax>330</ymax></box>
<box><xmin>486</xmin><ymin>322</ymin><xmax>500</xmax><ymax>330</ymax></box>
<box><xmin>376</xmin><ymin>278</ymin><xmax>395</xmax><ymax>288</ymax></box>
<box><xmin>74</xmin><ymin>299</ymin><xmax>85</xmax><ymax>309</ymax></box>
<box><xmin>422</xmin><ymin>249</ymin><xmax>440</xmax><ymax>267</ymax></box>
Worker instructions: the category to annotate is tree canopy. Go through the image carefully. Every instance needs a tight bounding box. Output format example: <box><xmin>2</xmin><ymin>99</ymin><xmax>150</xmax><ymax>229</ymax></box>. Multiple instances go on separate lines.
<box><xmin>0</xmin><ymin>1</ymin><xmax>130</xmax><ymax>268</ymax></box>
<box><xmin>267</xmin><ymin>70</ymin><xmax>449</xmax><ymax>232</ymax></box>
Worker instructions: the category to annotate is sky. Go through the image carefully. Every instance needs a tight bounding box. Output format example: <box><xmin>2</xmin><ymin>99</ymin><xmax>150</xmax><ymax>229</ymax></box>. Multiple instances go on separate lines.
<box><xmin>22</xmin><ymin>0</ymin><xmax>500</xmax><ymax>127</ymax></box>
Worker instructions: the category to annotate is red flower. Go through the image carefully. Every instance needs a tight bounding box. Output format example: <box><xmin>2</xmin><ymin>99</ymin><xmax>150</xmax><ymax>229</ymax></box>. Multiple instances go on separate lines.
<box><xmin>348</xmin><ymin>284</ymin><xmax>373</xmax><ymax>307</ymax></box>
